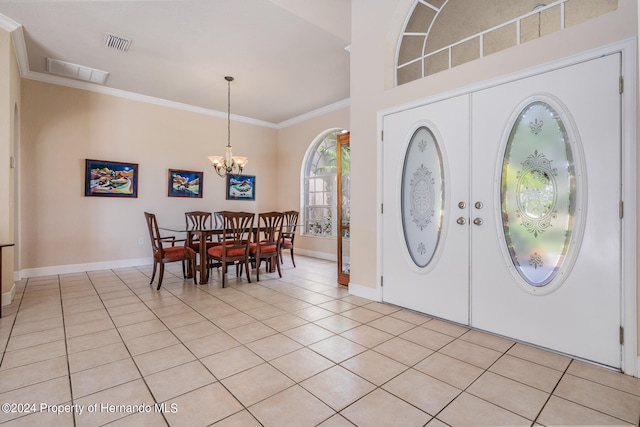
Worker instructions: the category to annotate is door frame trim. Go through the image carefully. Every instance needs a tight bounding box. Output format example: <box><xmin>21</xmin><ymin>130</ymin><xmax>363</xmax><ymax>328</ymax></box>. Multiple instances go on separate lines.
<box><xmin>377</xmin><ymin>38</ymin><xmax>637</xmax><ymax>376</ymax></box>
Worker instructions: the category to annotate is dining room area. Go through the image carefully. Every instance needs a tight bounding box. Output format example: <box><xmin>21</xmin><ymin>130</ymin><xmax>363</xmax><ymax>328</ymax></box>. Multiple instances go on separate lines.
<box><xmin>10</xmin><ymin>72</ymin><xmax>349</xmax><ymax>285</ymax></box>
<box><xmin>145</xmin><ymin>209</ymin><xmax>301</xmax><ymax>289</ymax></box>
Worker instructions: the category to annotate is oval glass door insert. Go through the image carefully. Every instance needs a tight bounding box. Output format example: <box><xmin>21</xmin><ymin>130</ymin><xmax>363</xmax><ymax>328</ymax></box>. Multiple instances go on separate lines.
<box><xmin>501</xmin><ymin>100</ymin><xmax>577</xmax><ymax>287</ymax></box>
<box><xmin>401</xmin><ymin>126</ymin><xmax>444</xmax><ymax>268</ymax></box>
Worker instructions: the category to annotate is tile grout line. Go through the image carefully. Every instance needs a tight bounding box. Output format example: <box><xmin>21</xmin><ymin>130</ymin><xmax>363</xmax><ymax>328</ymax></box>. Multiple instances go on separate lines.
<box><xmin>80</xmin><ymin>269</ymin><xmax>171</xmax><ymax>426</ymax></box>
<box><xmin>112</xmin><ymin>266</ymin><xmax>260</xmax><ymax>424</ymax></box>
<box><xmin>57</xmin><ymin>273</ymin><xmax>80</xmax><ymax>427</ymax></box>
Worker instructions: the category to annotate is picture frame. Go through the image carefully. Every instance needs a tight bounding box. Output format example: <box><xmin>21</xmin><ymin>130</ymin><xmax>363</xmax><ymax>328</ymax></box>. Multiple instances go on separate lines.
<box><xmin>226</xmin><ymin>174</ymin><xmax>256</xmax><ymax>201</ymax></box>
<box><xmin>168</xmin><ymin>169</ymin><xmax>203</xmax><ymax>198</ymax></box>
<box><xmin>85</xmin><ymin>159</ymin><xmax>138</xmax><ymax>197</ymax></box>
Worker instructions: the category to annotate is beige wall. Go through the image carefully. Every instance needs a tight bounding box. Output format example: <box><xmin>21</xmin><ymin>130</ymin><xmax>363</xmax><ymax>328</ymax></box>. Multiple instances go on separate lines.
<box><xmin>19</xmin><ymin>80</ymin><xmax>279</xmax><ymax>271</ymax></box>
<box><xmin>276</xmin><ymin>107</ymin><xmax>350</xmax><ymax>259</ymax></box>
<box><xmin>0</xmin><ymin>28</ymin><xmax>18</xmax><ymax>297</ymax></box>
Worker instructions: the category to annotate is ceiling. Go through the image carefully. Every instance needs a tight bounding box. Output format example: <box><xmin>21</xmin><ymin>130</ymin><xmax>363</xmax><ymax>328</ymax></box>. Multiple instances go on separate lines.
<box><xmin>0</xmin><ymin>0</ymin><xmax>352</xmax><ymax>126</ymax></box>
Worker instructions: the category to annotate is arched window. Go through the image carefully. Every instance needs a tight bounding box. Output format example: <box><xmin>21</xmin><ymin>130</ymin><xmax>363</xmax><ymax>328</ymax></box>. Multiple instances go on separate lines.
<box><xmin>301</xmin><ymin>128</ymin><xmax>348</xmax><ymax>237</ymax></box>
<box><xmin>396</xmin><ymin>0</ymin><xmax>617</xmax><ymax>86</ymax></box>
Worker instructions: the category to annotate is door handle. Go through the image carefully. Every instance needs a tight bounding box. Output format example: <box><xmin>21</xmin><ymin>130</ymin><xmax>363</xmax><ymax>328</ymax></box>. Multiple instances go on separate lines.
<box><xmin>456</xmin><ymin>217</ymin><xmax>466</xmax><ymax>225</ymax></box>
<box><xmin>473</xmin><ymin>218</ymin><xmax>483</xmax><ymax>226</ymax></box>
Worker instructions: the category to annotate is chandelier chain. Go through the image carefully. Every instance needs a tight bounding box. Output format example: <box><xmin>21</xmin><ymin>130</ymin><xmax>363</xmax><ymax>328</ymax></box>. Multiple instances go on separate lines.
<box><xmin>208</xmin><ymin>75</ymin><xmax>247</xmax><ymax>177</ymax></box>
<box><xmin>227</xmin><ymin>76</ymin><xmax>231</xmax><ymax>148</ymax></box>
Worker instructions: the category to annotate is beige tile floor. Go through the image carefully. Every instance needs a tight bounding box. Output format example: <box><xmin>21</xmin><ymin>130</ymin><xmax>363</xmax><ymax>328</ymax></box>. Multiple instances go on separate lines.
<box><xmin>0</xmin><ymin>256</ymin><xmax>639</xmax><ymax>426</ymax></box>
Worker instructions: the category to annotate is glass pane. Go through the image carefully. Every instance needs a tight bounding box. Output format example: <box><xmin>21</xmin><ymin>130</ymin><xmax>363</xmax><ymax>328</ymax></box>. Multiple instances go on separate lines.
<box><xmin>341</xmin><ymin>144</ymin><xmax>350</xmax><ymax>227</ymax></box>
<box><xmin>501</xmin><ymin>101</ymin><xmax>576</xmax><ymax>287</ymax></box>
<box><xmin>401</xmin><ymin>126</ymin><xmax>444</xmax><ymax>268</ymax></box>
<box><xmin>341</xmin><ymin>230</ymin><xmax>350</xmax><ymax>274</ymax></box>
<box><xmin>306</xmin><ymin>206</ymin><xmax>333</xmax><ymax>236</ymax></box>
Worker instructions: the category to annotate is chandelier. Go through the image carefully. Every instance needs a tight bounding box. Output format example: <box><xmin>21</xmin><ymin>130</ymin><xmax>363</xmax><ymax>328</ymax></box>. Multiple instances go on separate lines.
<box><xmin>208</xmin><ymin>76</ymin><xmax>248</xmax><ymax>177</ymax></box>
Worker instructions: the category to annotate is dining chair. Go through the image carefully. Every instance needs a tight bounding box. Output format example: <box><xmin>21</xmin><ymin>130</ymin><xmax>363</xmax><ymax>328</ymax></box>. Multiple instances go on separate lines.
<box><xmin>185</xmin><ymin>211</ymin><xmax>213</xmax><ymax>231</ymax></box>
<box><xmin>280</xmin><ymin>210</ymin><xmax>299</xmax><ymax>267</ymax></box>
<box><xmin>214</xmin><ymin>211</ymin><xmax>234</xmax><ymax>242</ymax></box>
<box><xmin>250</xmin><ymin>211</ymin><xmax>283</xmax><ymax>281</ymax></box>
<box><xmin>144</xmin><ymin>212</ymin><xmax>196</xmax><ymax>290</ymax></box>
<box><xmin>207</xmin><ymin>211</ymin><xmax>254</xmax><ymax>288</ymax></box>
<box><xmin>185</xmin><ymin>210</ymin><xmax>216</xmax><ymax>249</ymax></box>
<box><xmin>185</xmin><ymin>210</ymin><xmax>220</xmax><ymax>278</ymax></box>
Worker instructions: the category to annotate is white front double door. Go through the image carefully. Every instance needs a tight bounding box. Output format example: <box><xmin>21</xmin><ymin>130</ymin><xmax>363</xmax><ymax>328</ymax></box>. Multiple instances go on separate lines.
<box><xmin>382</xmin><ymin>53</ymin><xmax>622</xmax><ymax>368</ymax></box>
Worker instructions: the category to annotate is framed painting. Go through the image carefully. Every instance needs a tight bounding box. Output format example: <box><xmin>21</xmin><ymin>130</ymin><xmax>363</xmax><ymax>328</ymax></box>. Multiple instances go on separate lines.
<box><xmin>168</xmin><ymin>169</ymin><xmax>203</xmax><ymax>198</ymax></box>
<box><xmin>85</xmin><ymin>159</ymin><xmax>138</xmax><ymax>197</ymax></box>
<box><xmin>226</xmin><ymin>174</ymin><xmax>255</xmax><ymax>201</ymax></box>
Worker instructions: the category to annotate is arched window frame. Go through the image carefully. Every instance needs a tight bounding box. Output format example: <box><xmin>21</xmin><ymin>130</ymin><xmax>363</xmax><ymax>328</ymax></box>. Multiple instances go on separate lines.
<box><xmin>300</xmin><ymin>128</ymin><xmax>347</xmax><ymax>237</ymax></box>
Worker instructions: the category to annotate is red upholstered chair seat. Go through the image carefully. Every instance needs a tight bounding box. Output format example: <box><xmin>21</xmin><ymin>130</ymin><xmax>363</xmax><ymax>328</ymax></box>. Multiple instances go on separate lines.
<box><xmin>154</xmin><ymin>246</ymin><xmax>196</xmax><ymax>262</ymax></box>
<box><xmin>190</xmin><ymin>241</ymin><xmax>220</xmax><ymax>251</ymax></box>
<box><xmin>281</xmin><ymin>238</ymin><xmax>293</xmax><ymax>249</ymax></box>
<box><xmin>208</xmin><ymin>245</ymin><xmax>247</xmax><ymax>258</ymax></box>
<box><xmin>249</xmin><ymin>242</ymin><xmax>277</xmax><ymax>254</ymax></box>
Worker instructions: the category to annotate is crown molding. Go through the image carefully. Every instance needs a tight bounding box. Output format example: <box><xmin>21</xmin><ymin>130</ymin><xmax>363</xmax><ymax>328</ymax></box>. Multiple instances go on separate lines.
<box><xmin>275</xmin><ymin>98</ymin><xmax>351</xmax><ymax>129</ymax></box>
<box><xmin>0</xmin><ymin>14</ymin><xmax>29</xmax><ymax>75</ymax></box>
<box><xmin>23</xmin><ymin>69</ymin><xmax>279</xmax><ymax>128</ymax></box>
<box><xmin>0</xmin><ymin>13</ymin><xmax>19</xmax><ymax>31</ymax></box>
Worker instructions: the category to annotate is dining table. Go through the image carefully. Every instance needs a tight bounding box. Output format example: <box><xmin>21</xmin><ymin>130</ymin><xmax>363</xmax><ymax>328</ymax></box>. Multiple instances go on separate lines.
<box><xmin>160</xmin><ymin>218</ymin><xmax>298</xmax><ymax>285</ymax></box>
<box><xmin>158</xmin><ymin>224</ymin><xmax>226</xmax><ymax>284</ymax></box>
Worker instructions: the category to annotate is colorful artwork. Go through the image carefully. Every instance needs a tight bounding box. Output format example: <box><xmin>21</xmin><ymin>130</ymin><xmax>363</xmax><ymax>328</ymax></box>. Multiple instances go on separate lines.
<box><xmin>226</xmin><ymin>174</ymin><xmax>255</xmax><ymax>201</ymax></box>
<box><xmin>85</xmin><ymin>159</ymin><xmax>138</xmax><ymax>197</ymax></box>
<box><xmin>168</xmin><ymin>169</ymin><xmax>203</xmax><ymax>198</ymax></box>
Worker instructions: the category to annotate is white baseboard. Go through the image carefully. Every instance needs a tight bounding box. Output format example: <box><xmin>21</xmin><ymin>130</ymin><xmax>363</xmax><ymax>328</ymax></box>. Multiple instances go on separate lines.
<box><xmin>1</xmin><ymin>282</ymin><xmax>16</xmax><ymax>308</ymax></box>
<box><xmin>348</xmin><ymin>281</ymin><xmax>381</xmax><ymax>302</ymax></box>
<box><xmin>18</xmin><ymin>257</ymin><xmax>153</xmax><ymax>279</ymax></box>
<box><xmin>294</xmin><ymin>248</ymin><xmax>336</xmax><ymax>262</ymax></box>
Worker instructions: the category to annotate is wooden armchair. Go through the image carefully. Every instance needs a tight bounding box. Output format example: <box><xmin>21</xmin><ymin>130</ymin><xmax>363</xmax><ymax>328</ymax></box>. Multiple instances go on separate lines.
<box><xmin>144</xmin><ymin>212</ymin><xmax>196</xmax><ymax>290</ymax></box>
<box><xmin>250</xmin><ymin>211</ymin><xmax>283</xmax><ymax>281</ymax></box>
<box><xmin>207</xmin><ymin>211</ymin><xmax>254</xmax><ymax>288</ymax></box>
<box><xmin>280</xmin><ymin>210</ymin><xmax>299</xmax><ymax>267</ymax></box>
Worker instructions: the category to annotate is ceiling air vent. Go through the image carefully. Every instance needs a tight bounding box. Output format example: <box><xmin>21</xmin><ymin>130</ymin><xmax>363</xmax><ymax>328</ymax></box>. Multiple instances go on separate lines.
<box><xmin>46</xmin><ymin>58</ymin><xmax>110</xmax><ymax>85</ymax></box>
<box><xmin>104</xmin><ymin>32</ymin><xmax>131</xmax><ymax>52</ymax></box>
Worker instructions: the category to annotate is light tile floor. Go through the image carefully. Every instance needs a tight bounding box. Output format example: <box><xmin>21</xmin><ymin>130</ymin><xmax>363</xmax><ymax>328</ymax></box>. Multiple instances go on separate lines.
<box><xmin>0</xmin><ymin>256</ymin><xmax>639</xmax><ymax>426</ymax></box>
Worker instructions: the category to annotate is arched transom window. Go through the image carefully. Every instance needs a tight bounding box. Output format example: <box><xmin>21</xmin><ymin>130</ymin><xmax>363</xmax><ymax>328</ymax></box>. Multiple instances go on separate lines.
<box><xmin>396</xmin><ymin>0</ymin><xmax>617</xmax><ymax>86</ymax></box>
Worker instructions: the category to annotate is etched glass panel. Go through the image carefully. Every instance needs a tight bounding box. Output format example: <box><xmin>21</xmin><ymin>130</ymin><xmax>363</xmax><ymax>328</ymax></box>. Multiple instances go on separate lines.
<box><xmin>501</xmin><ymin>101</ymin><xmax>575</xmax><ymax>286</ymax></box>
<box><xmin>401</xmin><ymin>127</ymin><xmax>444</xmax><ymax>268</ymax></box>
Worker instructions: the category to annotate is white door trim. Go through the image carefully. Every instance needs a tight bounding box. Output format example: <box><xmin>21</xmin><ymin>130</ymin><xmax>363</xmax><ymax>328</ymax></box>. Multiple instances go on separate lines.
<box><xmin>376</xmin><ymin>38</ymin><xmax>637</xmax><ymax>377</ymax></box>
